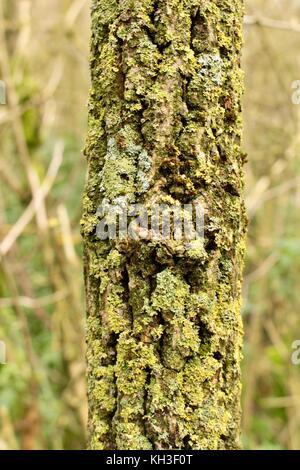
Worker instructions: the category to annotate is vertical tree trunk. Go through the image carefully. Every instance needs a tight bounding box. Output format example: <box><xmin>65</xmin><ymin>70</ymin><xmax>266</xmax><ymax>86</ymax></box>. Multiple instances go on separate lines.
<box><xmin>82</xmin><ymin>0</ymin><xmax>246</xmax><ymax>450</ymax></box>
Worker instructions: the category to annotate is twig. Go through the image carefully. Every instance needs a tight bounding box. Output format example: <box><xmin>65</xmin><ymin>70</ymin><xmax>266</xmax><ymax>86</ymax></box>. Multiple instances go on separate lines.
<box><xmin>57</xmin><ymin>204</ymin><xmax>79</xmax><ymax>265</ymax></box>
<box><xmin>0</xmin><ymin>290</ymin><xmax>68</xmax><ymax>309</ymax></box>
<box><xmin>245</xmin><ymin>252</ymin><xmax>279</xmax><ymax>283</ymax></box>
<box><xmin>247</xmin><ymin>176</ymin><xmax>300</xmax><ymax>217</ymax></box>
<box><xmin>0</xmin><ymin>141</ymin><xmax>64</xmax><ymax>256</ymax></box>
<box><xmin>244</xmin><ymin>15</ymin><xmax>300</xmax><ymax>34</ymax></box>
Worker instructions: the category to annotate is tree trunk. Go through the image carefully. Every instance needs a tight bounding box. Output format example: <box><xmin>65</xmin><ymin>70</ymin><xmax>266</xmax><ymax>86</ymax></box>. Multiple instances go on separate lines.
<box><xmin>82</xmin><ymin>0</ymin><xmax>246</xmax><ymax>450</ymax></box>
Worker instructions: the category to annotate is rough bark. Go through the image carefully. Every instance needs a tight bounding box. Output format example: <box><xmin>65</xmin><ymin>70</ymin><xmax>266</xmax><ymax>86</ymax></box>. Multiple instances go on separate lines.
<box><xmin>82</xmin><ymin>0</ymin><xmax>246</xmax><ymax>450</ymax></box>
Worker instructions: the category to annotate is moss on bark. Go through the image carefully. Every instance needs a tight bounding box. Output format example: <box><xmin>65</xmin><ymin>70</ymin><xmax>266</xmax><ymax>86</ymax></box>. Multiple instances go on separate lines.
<box><xmin>82</xmin><ymin>0</ymin><xmax>246</xmax><ymax>450</ymax></box>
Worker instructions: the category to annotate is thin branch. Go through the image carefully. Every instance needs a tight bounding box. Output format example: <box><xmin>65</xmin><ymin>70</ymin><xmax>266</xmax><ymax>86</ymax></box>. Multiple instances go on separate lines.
<box><xmin>0</xmin><ymin>141</ymin><xmax>64</xmax><ymax>256</ymax></box>
<box><xmin>0</xmin><ymin>290</ymin><xmax>68</xmax><ymax>309</ymax></box>
<box><xmin>244</xmin><ymin>15</ymin><xmax>300</xmax><ymax>34</ymax></box>
<box><xmin>57</xmin><ymin>204</ymin><xmax>79</xmax><ymax>265</ymax></box>
<box><xmin>0</xmin><ymin>160</ymin><xmax>24</xmax><ymax>197</ymax></box>
<box><xmin>245</xmin><ymin>252</ymin><xmax>279</xmax><ymax>283</ymax></box>
<box><xmin>247</xmin><ymin>176</ymin><xmax>300</xmax><ymax>217</ymax></box>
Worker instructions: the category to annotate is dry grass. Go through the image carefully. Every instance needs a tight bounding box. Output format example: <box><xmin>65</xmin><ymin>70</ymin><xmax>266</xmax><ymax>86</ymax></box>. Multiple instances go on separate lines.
<box><xmin>0</xmin><ymin>0</ymin><xmax>300</xmax><ymax>450</ymax></box>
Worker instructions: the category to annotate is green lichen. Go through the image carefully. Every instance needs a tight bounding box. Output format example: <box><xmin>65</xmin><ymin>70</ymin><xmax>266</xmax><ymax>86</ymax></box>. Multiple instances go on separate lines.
<box><xmin>83</xmin><ymin>0</ymin><xmax>246</xmax><ymax>451</ymax></box>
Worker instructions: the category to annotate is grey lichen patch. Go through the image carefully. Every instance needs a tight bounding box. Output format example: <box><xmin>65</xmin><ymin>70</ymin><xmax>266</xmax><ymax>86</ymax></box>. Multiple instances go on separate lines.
<box><xmin>99</xmin><ymin>137</ymin><xmax>135</xmax><ymax>202</ymax></box>
<box><xmin>198</xmin><ymin>53</ymin><xmax>224</xmax><ymax>86</ymax></box>
<box><xmin>137</xmin><ymin>149</ymin><xmax>152</xmax><ymax>194</ymax></box>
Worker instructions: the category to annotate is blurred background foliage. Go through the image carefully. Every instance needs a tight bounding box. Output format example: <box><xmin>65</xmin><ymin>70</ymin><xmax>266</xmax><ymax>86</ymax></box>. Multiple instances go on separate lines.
<box><xmin>0</xmin><ymin>0</ymin><xmax>300</xmax><ymax>450</ymax></box>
